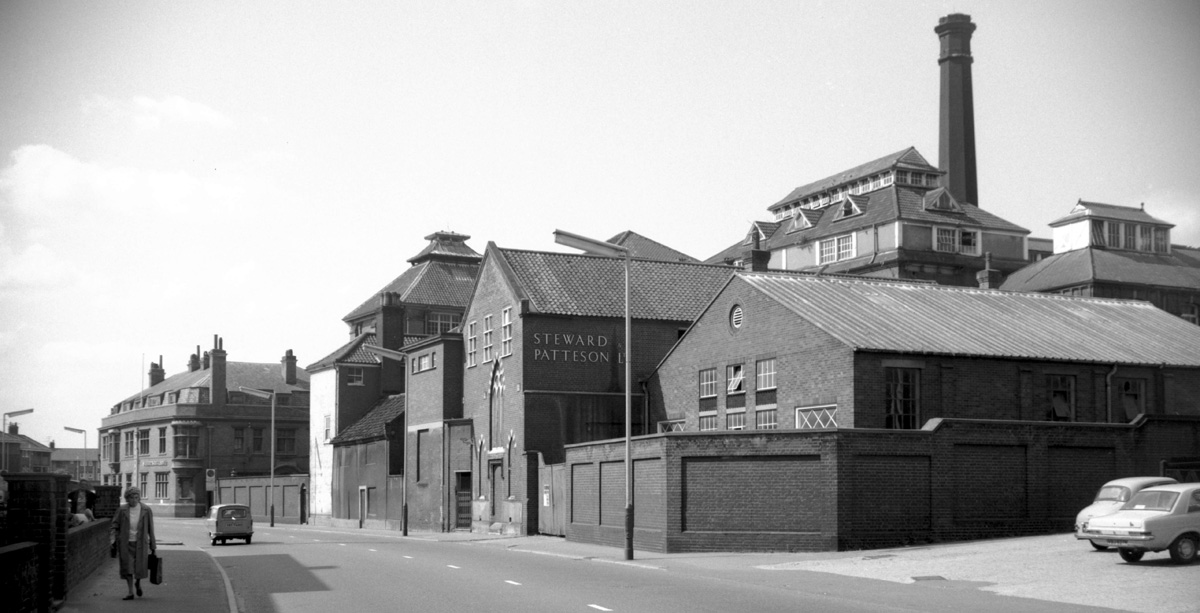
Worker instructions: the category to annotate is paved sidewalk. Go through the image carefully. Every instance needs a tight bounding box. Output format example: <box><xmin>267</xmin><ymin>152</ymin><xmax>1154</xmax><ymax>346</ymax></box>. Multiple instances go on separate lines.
<box><xmin>58</xmin><ymin>547</ymin><xmax>233</xmax><ymax>613</ymax></box>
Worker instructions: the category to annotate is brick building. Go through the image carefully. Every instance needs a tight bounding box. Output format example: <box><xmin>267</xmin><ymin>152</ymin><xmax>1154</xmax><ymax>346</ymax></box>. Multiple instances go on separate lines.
<box><xmin>307</xmin><ymin>230</ymin><xmax>481</xmax><ymax>526</ymax></box>
<box><xmin>99</xmin><ymin>336</ymin><xmax>310</xmax><ymax>517</ymax></box>
<box><xmin>49</xmin><ymin>447</ymin><xmax>100</xmax><ymax>481</ymax></box>
<box><xmin>457</xmin><ymin>242</ymin><xmax>732</xmax><ymax>535</ymax></box>
<box><xmin>707</xmin><ymin>14</ymin><xmax>1032</xmax><ymax>288</ymax></box>
<box><xmin>559</xmin><ymin>271</ymin><xmax>1200</xmax><ymax>553</ymax></box>
<box><xmin>1002</xmin><ymin>200</ymin><xmax>1200</xmax><ymax>324</ymax></box>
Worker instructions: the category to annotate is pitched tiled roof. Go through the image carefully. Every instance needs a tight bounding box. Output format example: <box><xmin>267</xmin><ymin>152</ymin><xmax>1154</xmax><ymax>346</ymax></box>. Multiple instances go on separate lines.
<box><xmin>331</xmin><ymin>395</ymin><xmax>404</xmax><ymax>444</ymax></box>
<box><xmin>770</xmin><ymin>147</ymin><xmax>938</xmax><ymax>211</ymax></box>
<box><xmin>494</xmin><ymin>246</ymin><xmax>733</xmax><ymax>321</ymax></box>
<box><xmin>306</xmin><ymin>333</ymin><xmax>381</xmax><ymax>372</ymax></box>
<box><xmin>343</xmin><ymin>259</ymin><xmax>481</xmax><ymax>322</ymax></box>
<box><xmin>1000</xmin><ymin>245</ymin><xmax>1200</xmax><ymax>293</ymax></box>
<box><xmin>118</xmin><ymin>361</ymin><xmax>311</xmax><ymax>404</ymax></box>
<box><xmin>740</xmin><ymin>272</ymin><xmax>1200</xmax><ymax>366</ymax></box>
<box><xmin>407</xmin><ymin>231</ymin><xmax>483</xmax><ymax>264</ymax></box>
<box><xmin>51</xmin><ymin>448</ymin><xmax>97</xmax><ymax>462</ymax></box>
<box><xmin>606</xmin><ymin>231</ymin><xmax>698</xmax><ymax>263</ymax></box>
<box><xmin>1049</xmin><ymin>200</ymin><xmax>1174</xmax><ymax>228</ymax></box>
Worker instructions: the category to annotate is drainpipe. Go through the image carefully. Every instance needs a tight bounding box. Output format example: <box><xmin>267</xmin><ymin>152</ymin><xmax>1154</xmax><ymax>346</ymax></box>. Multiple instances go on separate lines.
<box><xmin>1105</xmin><ymin>364</ymin><xmax>1118</xmax><ymax>423</ymax></box>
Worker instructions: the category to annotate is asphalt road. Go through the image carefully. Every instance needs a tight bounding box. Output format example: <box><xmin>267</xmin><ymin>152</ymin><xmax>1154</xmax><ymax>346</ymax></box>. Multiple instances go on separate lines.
<box><xmin>152</xmin><ymin>519</ymin><xmax>1168</xmax><ymax>613</ymax></box>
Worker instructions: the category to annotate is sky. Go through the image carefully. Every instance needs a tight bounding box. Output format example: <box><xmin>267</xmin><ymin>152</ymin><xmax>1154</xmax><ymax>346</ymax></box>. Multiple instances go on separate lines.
<box><xmin>1</xmin><ymin>0</ymin><xmax>1197</xmax><ymax>448</ymax></box>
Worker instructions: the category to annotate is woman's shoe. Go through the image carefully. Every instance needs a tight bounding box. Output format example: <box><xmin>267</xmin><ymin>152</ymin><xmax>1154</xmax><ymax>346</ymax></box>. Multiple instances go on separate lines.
<box><xmin>122</xmin><ymin>595</ymin><xmax>134</xmax><ymax>600</ymax></box>
<box><xmin>135</xmin><ymin>582</ymin><xmax>142</xmax><ymax>597</ymax></box>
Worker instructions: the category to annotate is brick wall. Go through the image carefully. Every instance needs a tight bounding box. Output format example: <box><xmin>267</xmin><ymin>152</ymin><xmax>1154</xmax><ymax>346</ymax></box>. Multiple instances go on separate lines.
<box><xmin>65</xmin><ymin>519</ymin><xmax>109</xmax><ymax>594</ymax></box>
<box><xmin>565</xmin><ymin>415</ymin><xmax>1200</xmax><ymax>553</ymax></box>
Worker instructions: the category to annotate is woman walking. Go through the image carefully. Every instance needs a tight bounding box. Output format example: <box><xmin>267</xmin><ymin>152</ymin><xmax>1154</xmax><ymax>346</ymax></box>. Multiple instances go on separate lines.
<box><xmin>111</xmin><ymin>487</ymin><xmax>156</xmax><ymax>600</ymax></box>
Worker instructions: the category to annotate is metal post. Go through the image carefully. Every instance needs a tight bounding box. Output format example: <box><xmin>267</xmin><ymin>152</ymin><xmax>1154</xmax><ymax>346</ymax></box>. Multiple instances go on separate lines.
<box><xmin>270</xmin><ymin>391</ymin><xmax>276</xmax><ymax>527</ymax></box>
<box><xmin>623</xmin><ymin>250</ymin><xmax>633</xmax><ymax>561</ymax></box>
<box><xmin>402</xmin><ymin>354</ymin><xmax>409</xmax><ymax>536</ymax></box>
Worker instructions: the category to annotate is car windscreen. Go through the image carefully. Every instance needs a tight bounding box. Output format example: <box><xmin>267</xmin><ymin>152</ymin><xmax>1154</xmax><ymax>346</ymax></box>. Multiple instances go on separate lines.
<box><xmin>1121</xmin><ymin>490</ymin><xmax>1179</xmax><ymax>512</ymax></box>
<box><xmin>1094</xmin><ymin>486</ymin><xmax>1130</xmax><ymax>502</ymax></box>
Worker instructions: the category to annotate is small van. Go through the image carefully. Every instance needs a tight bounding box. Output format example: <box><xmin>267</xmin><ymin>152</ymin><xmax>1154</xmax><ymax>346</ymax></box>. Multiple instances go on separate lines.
<box><xmin>206</xmin><ymin>504</ymin><xmax>253</xmax><ymax>546</ymax></box>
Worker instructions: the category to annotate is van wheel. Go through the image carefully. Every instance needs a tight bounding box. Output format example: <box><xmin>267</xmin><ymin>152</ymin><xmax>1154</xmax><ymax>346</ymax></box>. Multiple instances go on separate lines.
<box><xmin>1118</xmin><ymin>548</ymin><xmax>1144</xmax><ymax>563</ymax></box>
<box><xmin>245</xmin><ymin>536</ymin><xmax>252</xmax><ymax>544</ymax></box>
<box><xmin>1089</xmin><ymin>540</ymin><xmax>1108</xmax><ymax>551</ymax></box>
<box><xmin>211</xmin><ymin>537</ymin><xmax>217</xmax><ymax>546</ymax></box>
<box><xmin>1169</xmin><ymin>535</ymin><xmax>1198</xmax><ymax>564</ymax></box>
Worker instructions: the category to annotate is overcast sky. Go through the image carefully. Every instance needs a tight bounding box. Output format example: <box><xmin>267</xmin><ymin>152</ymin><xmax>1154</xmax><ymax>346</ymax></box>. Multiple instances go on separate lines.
<box><xmin>1</xmin><ymin>0</ymin><xmax>1197</xmax><ymax>448</ymax></box>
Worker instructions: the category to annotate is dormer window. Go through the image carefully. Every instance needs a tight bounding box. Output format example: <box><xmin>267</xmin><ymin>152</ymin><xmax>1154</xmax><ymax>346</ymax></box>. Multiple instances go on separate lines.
<box><xmin>923</xmin><ymin>188</ymin><xmax>962</xmax><ymax>213</ymax></box>
<box><xmin>934</xmin><ymin>227</ymin><xmax>980</xmax><ymax>256</ymax></box>
<box><xmin>789</xmin><ymin>211</ymin><xmax>814</xmax><ymax>232</ymax></box>
<box><xmin>835</xmin><ymin>198</ymin><xmax>863</xmax><ymax>220</ymax></box>
<box><xmin>1090</xmin><ymin>219</ymin><xmax>1170</xmax><ymax>253</ymax></box>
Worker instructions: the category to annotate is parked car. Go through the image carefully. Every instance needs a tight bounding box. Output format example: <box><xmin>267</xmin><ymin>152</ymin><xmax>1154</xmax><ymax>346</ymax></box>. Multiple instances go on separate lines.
<box><xmin>1080</xmin><ymin>482</ymin><xmax>1200</xmax><ymax>564</ymax></box>
<box><xmin>206</xmin><ymin>503</ymin><xmax>253</xmax><ymax>546</ymax></box>
<box><xmin>1075</xmin><ymin>476</ymin><xmax>1177</xmax><ymax>550</ymax></box>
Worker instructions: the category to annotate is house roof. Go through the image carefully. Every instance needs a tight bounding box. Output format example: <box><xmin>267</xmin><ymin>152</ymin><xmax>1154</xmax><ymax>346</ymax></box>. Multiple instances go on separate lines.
<box><xmin>343</xmin><ymin>232</ymin><xmax>481</xmax><ymax>322</ymax></box>
<box><xmin>1049</xmin><ymin>200</ymin><xmax>1174</xmax><ymax>228</ymax></box>
<box><xmin>306</xmin><ymin>332</ymin><xmax>382</xmax><ymax>372</ymax></box>
<box><xmin>769</xmin><ymin>147</ymin><xmax>940</xmax><ymax>211</ymax></box>
<box><xmin>51</xmin><ymin>448</ymin><xmax>98</xmax><ymax>462</ymax></box>
<box><xmin>1000</xmin><ymin>245</ymin><xmax>1200</xmax><ymax>293</ymax></box>
<box><xmin>606</xmin><ymin>231</ymin><xmax>698</xmax><ymax>263</ymax></box>
<box><xmin>118</xmin><ymin>360</ymin><xmax>311</xmax><ymax>405</ymax></box>
<box><xmin>407</xmin><ymin>231</ymin><xmax>482</xmax><ymax>264</ymax></box>
<box><xmin>739</xmin><ymin>272</ymin><xmax>1200</xmax><ymax>367</ymax></box>
<box><xmin>488</xmin><ymin>244</ymin><xmax>733</xmax><ymax>321</ymax></box>
<box><xmin>331</xmin><ymin>394</ymin><xmax>404</xmax><ymax>445</ymax></box>
<box><xmin>0</xmin><ymin>431</ymin><xmax>52</xmax><ymax>451</ymax></box>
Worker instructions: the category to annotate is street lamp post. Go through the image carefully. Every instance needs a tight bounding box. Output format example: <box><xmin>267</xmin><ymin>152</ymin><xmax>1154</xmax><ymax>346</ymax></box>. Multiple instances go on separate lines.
<box><xmin>64</xmin><ymin>426</ymin><xmax>88</xmax><ymax>480</ymax></box>
<box><xmin>363</xmin><ymin>344</ymin><xmax>409</xmax><ymax>536</ymax></box>
<box><xmin>553</xmin><ymin>229</ymin><xmax>634</xmax><ymax>561</ymax></box>
<box><xmin>3</xmin><ymin>409</ymin><xmax>35</xmax><ymax>473</ymax></box>
<box><xmin>240</xmin><ymin>387</ymin><xmax>277</xmax><ymax>527</ymax></box>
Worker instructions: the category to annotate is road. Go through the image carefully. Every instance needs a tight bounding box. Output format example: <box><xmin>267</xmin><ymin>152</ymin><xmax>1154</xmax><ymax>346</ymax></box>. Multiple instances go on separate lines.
<box><xmin>154</xmin><ymin>519</ymin><xmax>1143</xmax><ymax>613</ymax></box>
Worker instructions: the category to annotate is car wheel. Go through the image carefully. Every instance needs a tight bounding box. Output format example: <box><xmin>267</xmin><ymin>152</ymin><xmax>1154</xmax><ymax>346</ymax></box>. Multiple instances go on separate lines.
<box><xmin>1168</xmin><ymin>535</ymin><xmax>1198</xmax><ymax>564</ymax></box>
<box><xmin>245</xmin><ymin>536</ymin><xmax>252</xmax><ymax>544</ymax></box>
<box><xmin>1118</xmin><ymin>548</ymin><xmax>1144</xmax><ymax>563</ymax></box>
<box><xmin>211</xmin><ymin>537</ymin><xmax>217</xmax><ymax>546</ymax></box>
<box><xmin>1089</xmin><ymin>540</ymin><xmax>1108</xmax><ymax>551</ymax></box>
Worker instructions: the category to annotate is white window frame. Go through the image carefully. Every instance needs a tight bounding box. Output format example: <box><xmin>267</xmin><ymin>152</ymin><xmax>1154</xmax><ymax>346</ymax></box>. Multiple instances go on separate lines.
<box><xmin>483</xmin><ymin>315</ymin><xmax>494</xmax><ymax>363</ymax></box>
<box><xmin>347</xmin><ymin>366</ymin><xmax>364</xmax><ymax>386</ymax></box>
<box><xmin>756</xmin><ymin>358</ymin><xmax>776</xmax><ymax>391</ymax></box>
<box><xmin>726</xmin><ymin>364</ymin><xmax>745</xmax><ymax>394</ymax></box>
<box><xmin>467</xmin><ymin>321</ymin><xmax>477</xmax><ymax>367</ymax></box>
<box><xmin>427</xmin><ymin>312</ymin><xmax>461</xmax><ymax>335</ymax></box>
<box><xmin>726</xmin><ymin>409</ymin><xmax>746</xmax><ymax>431</ymax></box>
<box><xmin>933</xmin><ymin>226</ymin><xmax>980</xmax><ymax>256</ymax></box>
<box><xmin>755</xmin><ymin>404</ymin><xmax>778</xmax><ymax>430</ymax></box>
<box><xmin>501</xmin><ymin>307</ymin><xmax>513</xmax><ymax>357</ymax></box>
<box><xmin>819</xmin><ymin>233</ymin><xmax>856</xmax><ymax>265</ymax></box>
<box><xmin>698</xmin><ymin>412</ymin><xmax>718</xmax><ymax>432</ymax></box>
<box><xmin>699</xmin><ymin>368</ymin><xmax>718</xmax><ymax>398</ymax></box>
<box><xmin>795</xmin><ymin>404</ymin><xmax>839</xmax><ymax>429</ymax></box>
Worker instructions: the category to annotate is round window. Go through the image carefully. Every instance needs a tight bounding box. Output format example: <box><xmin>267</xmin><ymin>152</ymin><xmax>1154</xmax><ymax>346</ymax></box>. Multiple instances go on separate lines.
<box><xmin>730</xmin><ymin>305</ymin><xmax>744</xmax><ymax>329</ymax></box>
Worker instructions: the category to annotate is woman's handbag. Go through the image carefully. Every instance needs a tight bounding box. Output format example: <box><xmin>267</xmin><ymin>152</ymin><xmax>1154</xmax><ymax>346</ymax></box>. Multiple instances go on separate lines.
<box><xmin>149</xmin><ymin>553</ymin><xmax>163</xmax><ymax>585</ymax></box>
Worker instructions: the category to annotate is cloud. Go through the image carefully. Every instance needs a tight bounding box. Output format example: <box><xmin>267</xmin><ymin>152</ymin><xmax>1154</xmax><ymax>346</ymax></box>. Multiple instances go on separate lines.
<box><xmin>83</xmin><ymin>94</ymin><xmax>233</xmax><ymax>130</ymax></box>
<box><xmin>0</xmin><ymin>243</ymin><xmax>76</xmax><ymax>289</ymax></box>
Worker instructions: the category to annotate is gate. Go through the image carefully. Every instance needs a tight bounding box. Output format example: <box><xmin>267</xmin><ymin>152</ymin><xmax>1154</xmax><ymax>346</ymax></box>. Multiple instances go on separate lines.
<box><xmin>537</xmin><ymin>456</ymin><xmax>566</xmax><ymax>536</ymax></box>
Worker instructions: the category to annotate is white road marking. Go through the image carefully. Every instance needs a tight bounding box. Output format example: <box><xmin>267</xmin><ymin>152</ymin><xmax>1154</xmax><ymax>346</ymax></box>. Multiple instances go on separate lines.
<box><xmin>588</xmin><ymin>606</ymin><xmax>612</xmax><ymax>611</ymax></box>
<box><xmin>339</xmin><ymin>543</ymin><xmax>346</xmax><ymax>546</ymax></box>
<box><xmin>403</xmin><ymin>556</ymin><xmax>413</xmax><ymax>559</ymax></box>
<box><xmin>368</xmin><ymin>549</ymin><xmax>377</xmax><ymax>552</ymax></box>
<box><xmin>447</xmin><ymin>565</ymin><xmax>460</xmax><ymax>569</ymax></box>
<box><xmin>505</xmin><ymin>580</ymin><xmax>521</xmax><ymax>585</ymax></box>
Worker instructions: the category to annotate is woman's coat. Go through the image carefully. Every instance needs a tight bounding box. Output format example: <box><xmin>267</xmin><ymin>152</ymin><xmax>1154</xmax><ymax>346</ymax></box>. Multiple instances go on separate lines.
<box><xmin>111</xmin><ymin>504</ymin><xmax>156</xmax><ymax>579</ymax></box>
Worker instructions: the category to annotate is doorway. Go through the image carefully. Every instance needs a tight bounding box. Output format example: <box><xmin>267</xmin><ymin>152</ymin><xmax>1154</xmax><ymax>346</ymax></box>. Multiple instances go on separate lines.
<box><xmin>455</xmin><ymin>472</ymin><xmax>472</xmax><ymax>529</ymax></box>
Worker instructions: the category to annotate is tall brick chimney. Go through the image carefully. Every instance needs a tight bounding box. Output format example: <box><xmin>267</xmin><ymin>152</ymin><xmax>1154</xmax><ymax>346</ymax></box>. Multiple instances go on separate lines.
<box><xmin>148</xmin><ymin>356</ymin><xmax>165</xmax><ymax>387</ymax></box>
<box><xmin>281</xmin><ymin>349</ymin><xmax>297</xmax><ymax>385</ymax></box>
<box><xmin>376</xmin><ymin>292</ymin><xmax>405</xmax><ymax>394</ymax></box>
<box><xmin>936</xmin><ymin>13</ymin><xmax>979</xmax><ymax>206</ymax></box>
<box><xmin>210</xmin><ymin>335</ymin><xmax>227</xmax><ymax>409</ymax></box>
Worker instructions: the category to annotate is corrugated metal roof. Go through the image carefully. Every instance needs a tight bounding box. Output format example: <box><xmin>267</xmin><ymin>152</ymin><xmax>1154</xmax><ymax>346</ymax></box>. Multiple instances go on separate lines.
<box><xmin>332</xmin><ymin>395</ymin><xmax>404</xmax><ymax>444</ymax></box>
<box><xmin>741</xmin><ymin>272</ymin><xmax>1200</xmax><ymax>366</ymax></box>
<box><xmin>498</xmin><ymin>248</ymin><xmax>733</xmax><ymax>321</ymax></box>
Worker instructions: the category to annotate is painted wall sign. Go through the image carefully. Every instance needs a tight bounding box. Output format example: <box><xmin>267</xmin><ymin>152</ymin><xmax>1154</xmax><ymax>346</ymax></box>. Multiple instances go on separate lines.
<box><xmin>531</xmin><ymin>333</ymin><xmax>623</xmax><ymax>363</ymax></box>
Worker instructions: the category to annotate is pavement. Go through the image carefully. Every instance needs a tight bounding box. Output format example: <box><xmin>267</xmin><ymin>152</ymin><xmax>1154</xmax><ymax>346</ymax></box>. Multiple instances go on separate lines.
<box><xmin>57</xmin><ymin>523</ymin><xmax>1196</xmax><ymax>613</ymax></box>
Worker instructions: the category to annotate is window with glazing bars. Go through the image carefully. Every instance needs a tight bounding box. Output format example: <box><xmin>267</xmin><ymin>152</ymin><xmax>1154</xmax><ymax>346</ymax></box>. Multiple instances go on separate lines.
<box><xmin>699</xmin><ymin>368</ymin><xmax>717</xmax><ymax>398</ymax></box>
<box><xmin>885</xmin><ymin>368</ymin><xmax>920</xmax><ymax>429</ymax></box>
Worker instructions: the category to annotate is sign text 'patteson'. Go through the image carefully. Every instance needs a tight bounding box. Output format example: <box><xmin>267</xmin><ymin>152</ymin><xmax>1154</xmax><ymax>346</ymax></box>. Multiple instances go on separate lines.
<box><xmin>531</xmin><ymin>333</ymin><xmax>624</xmax><ymax>363</ymax></box>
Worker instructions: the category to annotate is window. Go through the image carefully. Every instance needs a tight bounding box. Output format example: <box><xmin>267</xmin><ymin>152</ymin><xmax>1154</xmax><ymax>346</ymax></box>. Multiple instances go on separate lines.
<box><xmin>909</xmin><ymin>172</ymin><xmax>924</xmax><ymax>186</ymax></box>
<box><xmin>154</xmin><ymin>473</ymin><xmax>168</xmax><ymax>499</ymax></box>
<box><xmin>413</xmin><ymin>352</ymin><xmax>435</xmax><ymax>373</ymax></box>
<box><xmin>427</xmin><ymin>312</ymin><xmax>461</xmax><ymax>335</ymax></box>
<box><xmin>1153</xmin><ymin>227</ymin><xmax>1168</xmax><ymax>253</ymax></box>
<box><xmin>934</xmin><ymin>227</ymin><xmax>980</xmax><ymax>255</ymax></box>
<box><xmin>1119</xmin><ymin>379</ymin><xmax>1145</xmax><ymax>420</ymax></box>
<box><xmin>885</xmin><ymin>368</ymin><xmax>920</xmax><ymax>429</ymax></box>
<box><xmin>139</xmin><ymin>473</ymin><xmax>148</xmax><ymax>495</ymax></box>
<box><xmin>178</xmin><ymin>475</ymin><xmax>194</xmax><ymax>500</ymax></box>
<box><xmin>138</xmin><ymin>430</ymin><xmax>150</xmax><ymax>456</ymax></box>
<box><xmin>467</xmin><ymin>321</ymin><xmax>477</xmax><ymax>367</ymax></box>
<box><xmin>501</xmin><ymin>308</ymin><xmax>513</xmax><ymax>357</ymax></box>
<box><xmin>755</xmin><ymin>406</ymin><xmax>778</xmax><ymax>430</ymax></box>
<box><xmin>1124</xmin><ymin>224</ymin><xmax>1137</xmax><ymax>250</ymax></box>
<box><xmin>347</xmin><ymin>366</ymin><xmax>364</xmax><ymax>386</ymax></box>
<box><xmin>1049</xmin><ymin>375</ymin><xmax>1075</xmax><ymax>421</ymax></box>
<box><xmin>234</xmin><ymin>428</ymin><xmax>245</xmax><ymax>452</ymax></box>
<box><xmin>483</xmin><ymin>315</ymin><xmax>494</xmax><ymax>362</ymax></box>
<box><xmin>659</xmin><ymin>420</ymin><xmax>685</xmax><ymax>433</ymax></box>
<box><xmin>699</xmin><ymin>368</ymin><xmax>718</xmax><ymax>398</ymax></box>
<box><xmin>699</xmin><ymin>413</ymin><xmax>718</xmax><ymax>431</ymax></box>
<box><xmin>1107</xmin><ymin>222</ymin><xmax>1121</xmax><ymax>249</ymax></box>
<box><xmin>796</xmin><ymin>404</ymin><xmax>838</xmax><ymax>429</ymax></box>
<box><xmin>252</xmin><ymin>428</ymin><xmax>264</xmax><ymax>453</ymax></box>
<box><xmin>323</xmin><ymin>415</ymin><xmax>331</xmax><ymax>442</ymax></box>
<box><xmin>726</xmin><ymin>364</ymin><xmax>745</xmax><ymax>394</ymax></box>
<box><xmin>730</xmin><ymin>305</ymin><xmax>743</xmax><ymax>329</ymax></box>
<box><xmin>158</xmin><ymin>427</ymin><xmax>167</xmax><ymax>454</ymax></box>
<box><xmin>727</xmin><ymin>410</ymin><xmax>746</xmax><ymax>430</ymax></box>
<box><xmin>277</xmin><ymin>429</ymin><xmax>296</xmax><ymax>455</ymax></box>
<box><xmin>819</xmin><ymin>234</ymin><xmax>856</xmax><ymax>264</ymax></box>
<box><xmin>756</xmin><ymin>359</ymin><xmax>776</xmax><ymax>390</ymax></box>
<box><xmin>173</xmin><ymin>426</ymin><xmax>199</xmax><ymax>458</ymax></box>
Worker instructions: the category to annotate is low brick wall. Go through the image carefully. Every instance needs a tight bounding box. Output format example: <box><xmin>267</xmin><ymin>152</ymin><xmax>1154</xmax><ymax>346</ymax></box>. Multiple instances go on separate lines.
<box><xmin>66</xmin><ymin>519</ymin><xmax>110</xmax><ymax>593</ymax></box>
<box><xmin>564</xmin><ymin>414</ymin><xmax>1200</xmax><ymax>553</ymax></box>
<box><xmin>0</xmin><ymin>541</ymin><xmax>39</xmax><ymax>613</ymax></box>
